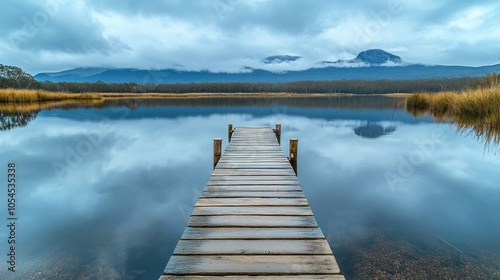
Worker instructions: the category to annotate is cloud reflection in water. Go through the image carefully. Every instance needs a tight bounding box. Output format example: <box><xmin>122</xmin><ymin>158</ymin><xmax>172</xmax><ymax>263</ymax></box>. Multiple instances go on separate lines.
<box><xmin>0</xmin><ymin>103</ymin><xmax>498</xmax><ymax>279</ymax></box>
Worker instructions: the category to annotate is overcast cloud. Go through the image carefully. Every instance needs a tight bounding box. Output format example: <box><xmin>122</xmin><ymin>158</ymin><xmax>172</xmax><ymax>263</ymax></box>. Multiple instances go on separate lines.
<box><xmin>1</xmin><ymin>0</ymin><xmax>500</xmax><ymax>74</ymax></box>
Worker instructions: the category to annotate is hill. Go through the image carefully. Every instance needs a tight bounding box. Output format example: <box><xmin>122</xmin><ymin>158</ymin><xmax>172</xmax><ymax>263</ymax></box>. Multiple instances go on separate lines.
<box><xmin>34</xmin><ymin>50</ymin><xmax>500</xmax><ymax>84</ymax></box>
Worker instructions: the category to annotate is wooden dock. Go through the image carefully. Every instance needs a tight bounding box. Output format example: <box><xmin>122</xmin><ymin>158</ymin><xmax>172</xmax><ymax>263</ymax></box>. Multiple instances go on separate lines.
<box><xmin>160</xmin><ymin>125</ymin><xmax>344</xmax><ymax>279</ymax></box>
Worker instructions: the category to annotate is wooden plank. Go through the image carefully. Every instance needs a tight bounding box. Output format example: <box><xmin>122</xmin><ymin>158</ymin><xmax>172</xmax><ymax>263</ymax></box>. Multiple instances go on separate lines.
<box><xmin>212</xmin><ymin>169</ymin><xmax>296</xmax><ymax>176</ymax></box>
<box><xmin>227</xmin><ymin>143</ymin><xmax>279</xmax><ymax>145</ymax></box>
<box><xmin>191</xmin><ymin>206</ymin><xmax>313</xmax><ymax>216</ymax></box>
<box><xmin>181</xmin><ymin>227</ymin><xmax>327</xmax><ymax>240</ymax></box>
<box><xmin>200</xmin><ymin>191</ymin><xmax>305</xmax><ymax>198</ymax></box>
<box><xmin>209</xmin><ymin>175</ymin><xmax>299</xmax><ymax>181</ymax></box>
<box><xmin>205</xmin><ymin>185</ymin><xmax>303</xmax><ymax>192</ymax></box>
<box><xmin>218</xmin><ymin>158</ymin><xmax>288</xmax><ymax>162</ymax></box>
<box><xmin>188</xmin><ymin>215</ymin><xmax>318</xmax><ymax>228</ymax></box>
<box><xmin>163</xmin><ymin>255</ymin><xmax>341</xmax><ymax>275</ymax></box>
<box><xmin>207</xmin><ymin>181</ymin><xmax>300</xmax><ymax>186</ymax></box>
<box><xmin>216</xmin><ymin>164</ymin><xmax>293</xmax><ymax>169</ymax></box>
<box><xmin>161</xmin><ymin>275</ymin><xmax>346</xmax><ymax>280</ymax></box>
<box><xmin>196</xmin><ymin>197</ymin><xmax>309</xmax><ymax>207</ymax></box>
<box><xmin>218</xmin><ymin>160</ymin><xmax>290</xmax><ymax>164</ymax></box>
<box><xmin>226</xmin><ymin>147</ymin><xmax>280</xmax><ymax>149</ymax></box>
<box><xmin>173</xmin><ymin>239</ymin><xmax>333</xmax><ymax>255</ymax></box>
<box><xmin>221</xmin><ymin>154</ymin><xmax>285</xmax><ymax>157</ymax></box>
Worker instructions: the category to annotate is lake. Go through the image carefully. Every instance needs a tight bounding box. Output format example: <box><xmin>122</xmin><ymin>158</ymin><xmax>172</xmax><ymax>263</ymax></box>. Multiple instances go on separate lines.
<box><xmin>0</xmin><ymin>96</ymin><xmax>499</xmax><ymax>279</ymax></box>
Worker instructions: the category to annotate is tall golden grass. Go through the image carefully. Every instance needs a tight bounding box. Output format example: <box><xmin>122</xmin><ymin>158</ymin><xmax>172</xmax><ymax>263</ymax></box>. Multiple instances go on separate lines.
<box><xmin>0</xmin><ymin>88</ymin><xmax>102</xmax><ymax>102</ymax></box>
<box><xmin>406</xmin><ymin>88</ymin><xmax>500</xmax><ymax>118</ymax></box>
<box><xmin>406</xmin><ymin>87</ymin><xmax>500</xmax><ymax>149</ymax></box>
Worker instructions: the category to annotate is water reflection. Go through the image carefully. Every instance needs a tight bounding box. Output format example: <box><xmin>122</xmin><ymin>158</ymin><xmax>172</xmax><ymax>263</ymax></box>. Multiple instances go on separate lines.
<box><xmin>407</xmin><ymin>107</ymin><xmax>500</xmax><ymax>151</ymax></box>
<box><xmin>353</xmin><ymin>121</ymin><xmax>396</xmax><ymax>139</ymax></box>
<box><xmin>0</xmin><ymin>96</ymin><xmax>498</xmax><ymax>279</ymax></box>
<box><xmin>0</xmin><ymin>110</ymin><xmax>38</xmax><ymax>130</ymax></box>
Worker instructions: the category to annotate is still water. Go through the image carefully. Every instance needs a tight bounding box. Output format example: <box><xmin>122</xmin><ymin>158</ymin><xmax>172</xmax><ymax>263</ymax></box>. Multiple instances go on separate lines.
<box><xmin>0</xmin><ymin>96</ymin><xmax>499</xmax><ymax>279</ymax></box>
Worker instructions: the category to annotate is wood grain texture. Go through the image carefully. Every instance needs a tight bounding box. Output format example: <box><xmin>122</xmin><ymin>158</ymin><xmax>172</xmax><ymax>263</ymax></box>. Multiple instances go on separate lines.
<box><xmin>209</xmin><ymin>175</ymin><xmax>299</xmax><ymax>181</ymax></box>
<box><xmin>188</xmin><ymin>215</ymin><xmax>318</xmax><ymax>228</ymax></box>
<box><xmin>173</xmin><ymin>239</ymin><xmax>333</xmax><ymax>255</ymax></box>
<box><xmin>200</xmin><ymin>191</ymin><xmax>305</xmax><ymax>198</ymax></box>
<box><xmin>161</xmin><ymin>275</ymin><xmax>346</xmax><ymax>280</ymax></box>
<box><xmin>180</xmin><ymin>227</ymin><xmax>327</xmax><ymax>240</ymax></box>
<box><xmin>195</xmin><ymin>197</ymin><xmax>309</xmax><ymax>207</ymax></box>
<box><xmin>212</xmin><ymin>169</ymin><xmax>296</xmax><ymax>176</ymax></box>
<box><xmin>207</xmin><ymin>181</ymin><xmax>300</xmax><ymax>186</ymax></box>
<box><xmin>205</xmin><ymin>185</ymin><xmax>303</xmax><ymax>192</ymax></box>
<box><xmin>163</xmin><ymin>255</ymin><xmax>341</xmax><ymax>275</ymax></box>
<box><xmin>191</xmin><ymin>206</ymin><xmax>313</xmax><ymax>216</ymax></box>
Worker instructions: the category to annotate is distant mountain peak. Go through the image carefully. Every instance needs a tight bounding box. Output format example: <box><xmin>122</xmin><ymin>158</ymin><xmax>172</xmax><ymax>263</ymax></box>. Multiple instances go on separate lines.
<box><xmin>262</xmin><ymin>55</ymin><xmax>301</xmax><ymax>64</ymax></box>
<box><xmin>321</xmin><ymin>49</ymin><xmax>403</xmax><ymax>67</ymax></box>
<box><xmin>354</xmin><ymin>49</ymin><xmax>402</xmax><ymax>66</ymax></box>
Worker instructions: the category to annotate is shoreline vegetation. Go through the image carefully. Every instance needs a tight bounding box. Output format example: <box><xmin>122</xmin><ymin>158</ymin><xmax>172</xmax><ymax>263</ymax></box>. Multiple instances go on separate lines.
<box><xmin>0</xmin><ymin>88</ymin><xmax>410</xmax><ymax>104</ymax></box>
<box><xmin>0</xmin><ymin>89</ymin><xmax>102</xmax><ymax>102</ymax></box>
<box><xmin>405</xmin><ymin>76</ymin><xmax>500</xmax><ymax>149</ymax></box>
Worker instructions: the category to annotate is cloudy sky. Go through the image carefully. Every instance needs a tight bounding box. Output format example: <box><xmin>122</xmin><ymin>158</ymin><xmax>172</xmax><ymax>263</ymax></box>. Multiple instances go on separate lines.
<box><xmin>1</xmin><ymin>0</ymin><xmax>500</xmax><ymax>74</ymax></box>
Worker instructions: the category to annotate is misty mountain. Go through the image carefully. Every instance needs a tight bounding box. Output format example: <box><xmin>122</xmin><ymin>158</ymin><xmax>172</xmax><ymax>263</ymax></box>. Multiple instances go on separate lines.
<box><xmin>261</xmin><ymin>55</ymin><xmax>302</xmax><ymax>64</ymax></box>
<box><xmin>322</xmin><ymin>49</ymin><xmax>403</xmax><ymax>66</ymax></box>
<box><xmin>354</xmin><ymin>49</ymin><xmax>402</xmax><ymax>65</ymax></box>
<box><xmin>34</xmin><ymin>50</ymin><xmax>499</xmax><ymax>84</ymax></box>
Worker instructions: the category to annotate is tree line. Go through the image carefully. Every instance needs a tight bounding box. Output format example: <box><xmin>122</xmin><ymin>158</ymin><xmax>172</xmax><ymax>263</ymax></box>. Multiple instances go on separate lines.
<box><xmin>1</xmin><ymin>64</ymin><xmax>492</xmax><ymax>94</ymax></box>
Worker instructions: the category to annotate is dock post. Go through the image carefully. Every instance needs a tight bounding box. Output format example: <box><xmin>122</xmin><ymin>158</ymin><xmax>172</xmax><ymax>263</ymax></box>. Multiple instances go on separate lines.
<box><xmin>289</xmin><ymin>138</ymin><xmax>298</xmax><ymax>175</ymax></box>
<box><xmin>274</xmin><ymin>123</ymin><xmax>281</xmax><ymax>145</ymax></box>
<box><xmin>228</xmin><ymin>124</ymin><xmax>233</xmax><ymax>142</ymax></box>
<box><xmin>214</xmin><ymin>138</ymin><xmax>222</xmax><ymax>169</ymax></box>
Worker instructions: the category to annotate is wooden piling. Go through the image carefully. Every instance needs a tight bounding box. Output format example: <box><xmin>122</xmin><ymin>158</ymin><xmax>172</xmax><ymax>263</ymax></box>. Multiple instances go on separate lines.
<box><xmin>289</xmin><ymin>138</ymin><xmax>298</xmax><ymax>175</ymax></box>
<box><xmin>228</xmin><ymin>124</ymin><xmax>233</xmax><ymax>142</ymax></box>
<box><xmin>274</xmin><ymin>123</ymin><xmax>281</xmax><ymax>145</ymax></box>
<box><xmin>214</xmin><ymin>138</ymin><xmax>222</xmax><ymax>169</ymax></box>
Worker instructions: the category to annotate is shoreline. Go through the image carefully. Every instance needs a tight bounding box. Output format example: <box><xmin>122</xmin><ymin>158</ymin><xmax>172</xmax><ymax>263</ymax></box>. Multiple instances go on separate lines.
<box><xmin>100</xmin><ymin>92</ymin><xmax>412</xmax><ymax>99</ymax></box>
<box><xmin>0</xmin><ymin>88</ymin><xmax>412</xmax><ymax>102</ymax></box>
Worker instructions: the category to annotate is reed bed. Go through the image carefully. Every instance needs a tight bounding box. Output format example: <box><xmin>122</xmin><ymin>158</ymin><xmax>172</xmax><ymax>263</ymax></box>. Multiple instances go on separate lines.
<box><xmin>0</xmin><ymin>89</ymin><xmax>102</xmax><ymax>102</ymax></box>
<box><xmin>406</xmin><ymin>88</ymin><xmax>500</xmax><ymax>118</ymax></box>
<box><xmin>406</xmin><ymin>87</ymin><xmax>500</xmax><ymax>149</ymax></box>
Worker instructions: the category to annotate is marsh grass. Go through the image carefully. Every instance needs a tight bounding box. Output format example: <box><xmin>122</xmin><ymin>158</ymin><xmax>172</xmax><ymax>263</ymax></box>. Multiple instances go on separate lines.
<box><xmin>406</xmin><ymin>88</ymin><xmax>500</xmax><ymax>150</ymax></box>
<box><xmin>406</xmin><ymin>88</ymin><xmax>500</xmax><ymax>118</ymax></box>
<box><xmin>0</xmin><ymin>89</ymin><xmax>102</xmax><ymax>103</ymax></box>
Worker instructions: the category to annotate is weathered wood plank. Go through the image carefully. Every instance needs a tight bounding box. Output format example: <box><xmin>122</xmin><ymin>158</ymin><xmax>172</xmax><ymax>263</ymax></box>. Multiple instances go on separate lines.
<box><xmin>205</xmin><ymin>185</ymin><xmax>303</xmax><ymax>191</ymax></box>
<box><xmin>212</xmin><ymin>169</ymin><xmax>296</xmax><ymax>176</ymax></box>
<box><xmin>188</xmin><ymin>215</ymin><xmax>318</xmax><ymax>228</ymax></box>
<box><xmin>224</xmin><ymin>148</ymin><xmax>282</xmax><ymax>151</ymax></box>
<box><xmin>209</xmin><ymin>175</ymin><xmax>299</xmax><ymax>181</ymax></box>
<box><xmin>163</xmin><ymin>255</ymin><xmax>341</xmax><ymax>275</ymax></box>
<box><xmin>207</xmin><ymin>182</ymin><xmax>300</xmax><ymax>187</ymax></box>
<box><xmin>181</xmin><ymin>227</ymin><xmax>327</xmax><ymax>240</ymax></box>
<box><xmin>173</xmin><ymin>239</ymin><xmax>333</xmax><ymax>255</ymax></box>
<box><xmin>191</xmin><ymin>206</ymin><xmax>313</xmax><ymax>216</ymax></box>
<box><xmin>196</xmin><ymin>197</ymin><xmax>309</xmax><ymax>207</ymax></box>
<box><xmin>221</xmin><ymin>154</ymin><xmax>285</xmax><ymax>157</ymax></box>
<box><xmin>200</xmin><ymin>191</ymin><xmax>305</xmax><ymax>198</ymax></box>
<box><xmin>216</xmin><ymin>164</ymin><xmax>293</xmax><ymax>169</ymax></box>
<box><xmin>161</xmin><ymin>275</ymin><xmax>346</xmax><ymax>280</ymax></box>
<box><xmin>218</xmin><ymin>160</ymin><xmax>290</xmax><ymax>164</ymax></box>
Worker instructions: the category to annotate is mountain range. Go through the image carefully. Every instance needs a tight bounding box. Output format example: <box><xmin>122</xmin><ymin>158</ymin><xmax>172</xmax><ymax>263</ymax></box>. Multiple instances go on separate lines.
<box><xmin>35</xmin><ymin>50</ymin><xmax>499</xmax><ymax>84</ymax></box>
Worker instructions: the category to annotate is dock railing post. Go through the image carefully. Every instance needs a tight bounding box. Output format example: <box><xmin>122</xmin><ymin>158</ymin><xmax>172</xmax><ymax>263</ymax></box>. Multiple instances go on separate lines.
<box><xmin>228</xmin><ymin>124</ymin><xmax>233</xmax><ymax>142</ymax></box>
<box><xmin>289</xmin><ymin>138</ymin><xmax>298</xmax><ymax>175</ymax></box>
<box><xmin>273</xmin><ymin>123</ymin><xmax>281</xmax><ymax>145</ymax></box>
<box><xmin>214</xmin><ymin>138</ymin><xmax>222</xmax><ymax>169</ymax></box>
